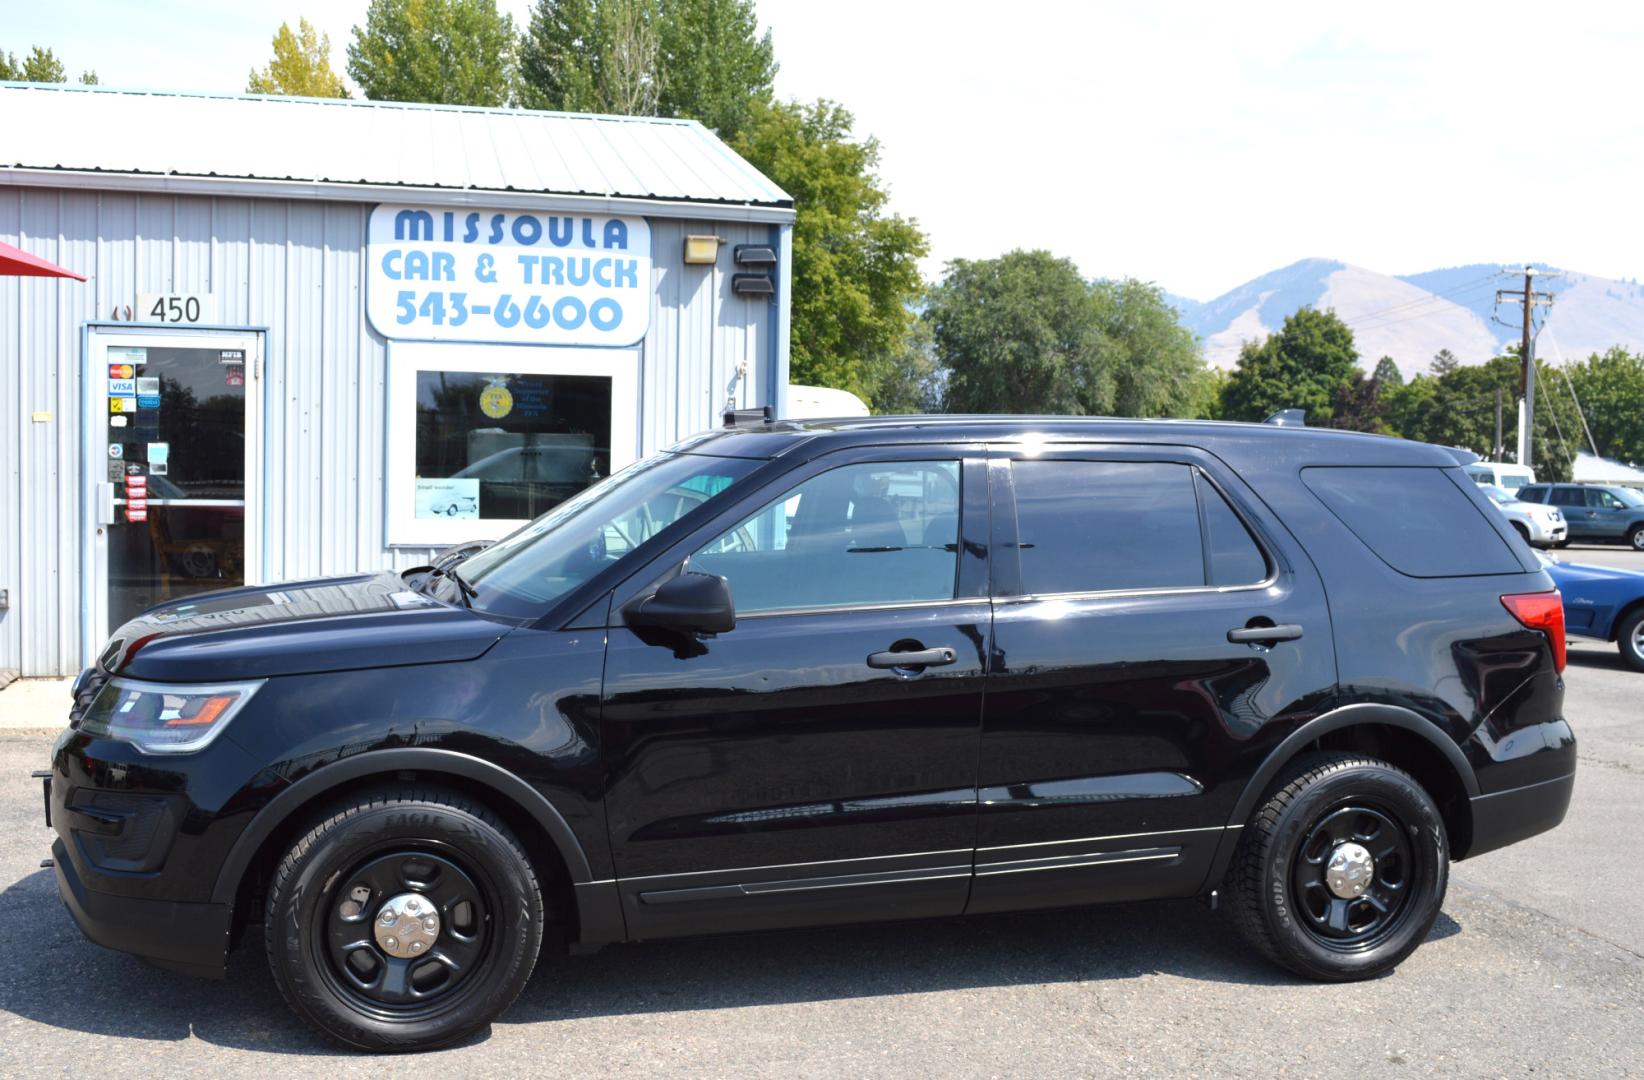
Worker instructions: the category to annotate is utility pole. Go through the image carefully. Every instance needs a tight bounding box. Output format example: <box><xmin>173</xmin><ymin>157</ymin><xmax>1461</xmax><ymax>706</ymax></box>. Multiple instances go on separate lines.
<box><xmin>1496</xmin><ymin>266</ymin><xmax>1557</xmax><ymax>467</ymax></box>
<box><xmin>1494</xmin><ymin>386</ymin><xmax>1504</xmax><ymax>461</ymax></box>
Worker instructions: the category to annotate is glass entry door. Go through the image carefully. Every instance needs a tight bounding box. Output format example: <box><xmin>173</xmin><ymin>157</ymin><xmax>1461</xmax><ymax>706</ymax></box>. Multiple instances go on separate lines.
<box><xmin>84</xmin><ymin>328</ymin><xmax>262</xmax><ymax>653</ymax></box>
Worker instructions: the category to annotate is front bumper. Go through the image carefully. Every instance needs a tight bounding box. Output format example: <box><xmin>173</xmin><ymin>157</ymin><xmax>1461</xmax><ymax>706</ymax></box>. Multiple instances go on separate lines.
<box><xmin>1525</xmin><ymin>518</ymin><xmax>1567</xmax><ymax>545</ymax></box>
<box><xmin>1464</xmin><ymin>769</ymin><xmax>1576</xmax><ymax>859</ymax></box>
<box><xmin>52</xmin><ymin>837</ymin><xmax>231</xmax><ymax>978</ymax></box>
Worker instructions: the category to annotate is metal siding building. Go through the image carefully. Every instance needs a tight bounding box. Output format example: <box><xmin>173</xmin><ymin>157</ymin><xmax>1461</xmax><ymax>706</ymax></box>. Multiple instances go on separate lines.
<box><xmin>0</xmin><ymin>85</ymin><xmax>794</xmax><ymax>677</ymax></box>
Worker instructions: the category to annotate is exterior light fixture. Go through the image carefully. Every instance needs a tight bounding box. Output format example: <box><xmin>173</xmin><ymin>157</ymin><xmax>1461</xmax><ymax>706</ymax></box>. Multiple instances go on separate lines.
<box><xmin>733</xmin><ymin>244</ymin><xmax>777</xmax><ymax>267</ymax></box>
<box><xmin>731</xmin><ymin>273</ymin><xmax>775</xmax><ymax>298</ymax></box>
<box><xmin>683</xmin><ymin>235</ymin><xmax>721</xmax><ymax>265</ymax></box>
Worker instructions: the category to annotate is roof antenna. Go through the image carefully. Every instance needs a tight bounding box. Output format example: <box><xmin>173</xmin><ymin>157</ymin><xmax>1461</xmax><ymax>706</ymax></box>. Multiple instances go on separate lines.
<box><xmin>1264</xmin><ymin>409</ymin><xmax>1306</xmax><ymax>427</ymax></box>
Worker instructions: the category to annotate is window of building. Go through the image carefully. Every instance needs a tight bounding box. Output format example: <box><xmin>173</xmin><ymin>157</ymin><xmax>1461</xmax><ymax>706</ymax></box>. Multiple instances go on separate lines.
<box><xmin>386</xmin><ymin>343</ymin><xmax>638</xmax><ymax>545</ymax></box>
<box><xmin>689</xmin><ymin>460</ymin><xmax>961</xmax><ymax>614</ymax></box>
<box><xmin>1302</xmin><ymin>466</ymin><xmax>1521</xmax><ymax>577</ymax></box>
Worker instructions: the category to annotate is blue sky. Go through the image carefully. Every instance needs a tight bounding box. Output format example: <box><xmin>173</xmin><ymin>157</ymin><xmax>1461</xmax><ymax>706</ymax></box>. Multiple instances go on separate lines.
<box><xmin>8</xmin><ymin>1</ymin><xmax>1644</xmax><ymax>299</ymax></box>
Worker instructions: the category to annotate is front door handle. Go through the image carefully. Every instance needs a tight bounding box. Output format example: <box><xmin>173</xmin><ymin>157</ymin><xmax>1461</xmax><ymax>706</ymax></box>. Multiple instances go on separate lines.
<box><xmin>1227</xmin><ymin>623</ymin><xmax>1304</xmax><ymax>644</ymax></box>
<box><xmin>867</xmin><ymin>647</ymin><xmax>956</xmax><ymax>669</ymax></box>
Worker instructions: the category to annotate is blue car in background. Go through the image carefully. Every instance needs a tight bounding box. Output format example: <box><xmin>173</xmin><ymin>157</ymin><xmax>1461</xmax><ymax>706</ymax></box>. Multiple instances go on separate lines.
<box><xmin>1539</xmin><ymin>553</ymin><xmax>1644</xmax><ymax>671</ymax></box>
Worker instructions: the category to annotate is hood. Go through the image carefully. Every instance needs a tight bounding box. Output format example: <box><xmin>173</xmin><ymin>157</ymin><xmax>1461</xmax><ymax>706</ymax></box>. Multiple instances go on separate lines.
<box><xmin>102</xmin><ymin>572</ymin><xmax>511</xmax><ymax>682</ymax></box>
<box><xmin>1546</xmin><ymin>560</ymin><xmax>1644</xmax><ymax>585</ymax></box>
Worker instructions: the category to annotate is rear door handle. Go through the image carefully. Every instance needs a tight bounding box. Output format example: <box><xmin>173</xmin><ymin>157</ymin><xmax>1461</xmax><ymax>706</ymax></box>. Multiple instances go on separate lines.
<box><xmin>1227</xmin><ymin>624</ymin><xmax>1304</xmax><ymax>644</ymax></box>
<box><xmin>867</xmin><ymin>647</ymin><xmax>956</xmax><ymax>669</ymax></box>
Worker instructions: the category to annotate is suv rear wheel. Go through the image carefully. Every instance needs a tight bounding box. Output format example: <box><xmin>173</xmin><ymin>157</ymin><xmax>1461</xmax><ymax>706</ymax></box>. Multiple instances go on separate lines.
<box><xmin>1225</xmin><ymin>753</ymin><xmax>1448</xmax><ymax>981</ymax></box>
<box><xmin>264</xmin><ymin>787</ymin><xmax>544</xmax><ymax>1052</ymax></box>
<box><xmin>1628</xmin><ymin>524</ymin><xmax>1644</xmax><ymax>551</ymax></box>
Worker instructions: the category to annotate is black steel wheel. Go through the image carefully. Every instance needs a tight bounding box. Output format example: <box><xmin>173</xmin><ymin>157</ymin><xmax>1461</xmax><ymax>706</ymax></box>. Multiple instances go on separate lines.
<box><xmin>1225</xmin><ymin>752</ymin><xmax>1448</xmax><ymax>981</ymax></box>
<box><xmin>1290</xmin><ymin>804</ymin><xmax>1415</xmax><ymax>950</ymax></box>
<box><xmin>265</xmin><ymin>788</ymin><xmax>543</xmax><ymax>1052</ymax></box>
<box><xmin>318</xmin><ymin>850</ymin><xmax>493</xmax><ymax>1016</ymax></box>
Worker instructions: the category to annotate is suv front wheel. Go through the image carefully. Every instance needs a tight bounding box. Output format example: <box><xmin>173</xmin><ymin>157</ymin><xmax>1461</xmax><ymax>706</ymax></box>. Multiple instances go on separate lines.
<box><xmin>264</xmin><ymin>787</ymin><xmax>544</xmax><ymax>1052</ymax></box>
<box><xmin>1225</xmin><ymin>753</ymin><xmax>1448</xmax><ymax>981</ymax></box>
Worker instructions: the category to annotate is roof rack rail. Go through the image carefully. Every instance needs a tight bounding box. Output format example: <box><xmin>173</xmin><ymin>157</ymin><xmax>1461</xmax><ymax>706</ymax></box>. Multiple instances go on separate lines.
<box><xmin>723</xmin><ymin>405</ymin><xmax>773</xmax><ymax>428</ymax></box>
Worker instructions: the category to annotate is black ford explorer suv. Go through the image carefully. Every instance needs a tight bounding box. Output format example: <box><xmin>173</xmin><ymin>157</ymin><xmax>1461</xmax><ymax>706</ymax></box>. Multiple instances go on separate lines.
<box><xmin>42</xmin><ymin>416</ymin><xmax>1575</xmax><ymax>1052</ymax></box>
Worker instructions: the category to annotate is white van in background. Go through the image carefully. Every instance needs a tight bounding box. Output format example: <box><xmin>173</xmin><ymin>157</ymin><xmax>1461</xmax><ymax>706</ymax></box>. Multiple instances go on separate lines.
<box><xmin>785</xmin><ymin>384</ymin><xmax>871</xmax><ymax>419</ymax></box>
<box><xmin>1465</xmin><ymin>461</ymin><xmax>1536</xmax><ymax>492</ymax></box>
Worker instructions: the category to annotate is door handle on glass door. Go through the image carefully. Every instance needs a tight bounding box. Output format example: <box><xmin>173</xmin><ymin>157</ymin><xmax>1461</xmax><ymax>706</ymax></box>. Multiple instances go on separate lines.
<box><xmin>1227</xmin><ymin>623</ymin><xmax>1304</xmax><ymax>644</ymax></box>
<box><xmin>866</xmin><ymin>647</ymin><xmax>956</xmax><ymax>669</ymax></box>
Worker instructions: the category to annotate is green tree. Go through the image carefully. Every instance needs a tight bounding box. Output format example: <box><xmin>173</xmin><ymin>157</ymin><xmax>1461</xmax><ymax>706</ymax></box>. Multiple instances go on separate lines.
<box><xmin>1382</xmin><ymin>351</ymin><xmax>1583</xmax><ymax>480</ymax></box>
<box><xmin>731</xmin><ymin>98</ymin><xmax>925</xmax><ymax>404</ymax></box>
<box><xmin>927</xmin><ymin>250</ymin><xmax>1210</xmax><ymax>418</ymax></box>
<box><xmin>518</xmin><ymin>0</ymin><xmax>774</xmax><ymax>137</ymax></box>
<box><xmin>1091</xmin><ymin>277</ymin><xmax>1205</xmax><ymax>417</ymax></box>
<box><xmin>1563</xmin><ymin>346</ymin><xmax>1644</xmax><ymax>466</ymax></box>
<box><xmin>1</xmin><ymin>45</ymin><xmax>97</xmax><ymax>84</ymax></box>
<box><xmin>928</xmin><ymin>251</ymin><xmax>1098</xmax><ymax>414</ymax></box>
<box><xmin>654</xmin><ymin>0</ymin><xmax>773</xmax><ymax>138</ymax></box>
<box><xmin>865</xmin><ymin>312</ymin><xmax>944</xmax><ymax>414</ymax></box>
<box><xmin>1219</xmin><ymin>307</ymin><xmax>1359</xmax><ymax>424</ymax></box>
<box><xmin>348</xmin><ymin>0</ymin><xmax>516</xmax><ymax>106</ymax></box>
<box><xmin>249</xmin><ymin>19</ymin><xmax>350</xmax><ymax>97</ymax></box>
<box><xmin>1430</xmin><ymin>348</ymin><xmax>1460</xmax><ymax>376</ymax></box>
<box><xmin>1373</xmin><ymin>356</ymin><xmax>1404</xmax><ymax>387</ymax></box>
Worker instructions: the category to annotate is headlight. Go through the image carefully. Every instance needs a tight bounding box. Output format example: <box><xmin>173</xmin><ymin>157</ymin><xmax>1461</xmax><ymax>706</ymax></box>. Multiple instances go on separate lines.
<box><xmin>78</xmin><ymin>678</ymin><xmax>263</xmax><ymax>754</ymax></box>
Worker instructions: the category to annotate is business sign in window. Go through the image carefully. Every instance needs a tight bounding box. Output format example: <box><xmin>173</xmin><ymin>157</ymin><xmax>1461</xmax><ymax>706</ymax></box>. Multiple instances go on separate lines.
<box><xmin>385</xmin><ymin>342</ymin><xmax>639</xmax><ymax>546</ymax></box>
<box><xmin>366</xmin><ymin>205</ymin><xmax>652</xmax><ymax>347</ymax></box>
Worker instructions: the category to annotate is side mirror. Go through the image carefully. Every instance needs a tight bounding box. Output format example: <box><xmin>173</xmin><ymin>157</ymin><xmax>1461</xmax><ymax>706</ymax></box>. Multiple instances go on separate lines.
<box><xmin>623</xmin><ymin>572</ymin><xmax>735</xmax><ymax>635</ymax></box>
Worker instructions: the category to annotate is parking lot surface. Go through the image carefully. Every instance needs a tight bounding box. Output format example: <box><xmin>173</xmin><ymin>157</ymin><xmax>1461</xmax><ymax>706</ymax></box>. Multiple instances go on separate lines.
<box><xmin>1</xmin><ymin>544</ymin><xmax>1640</xmax><ymax>1077</ymax></box>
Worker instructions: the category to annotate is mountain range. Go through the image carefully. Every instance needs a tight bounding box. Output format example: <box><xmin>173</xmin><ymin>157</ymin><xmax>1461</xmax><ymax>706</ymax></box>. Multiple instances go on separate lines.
<box><xmin>1168</xmin><ymin>260</ymin><xmax>1644</xmax><ymax>379</ymax></box>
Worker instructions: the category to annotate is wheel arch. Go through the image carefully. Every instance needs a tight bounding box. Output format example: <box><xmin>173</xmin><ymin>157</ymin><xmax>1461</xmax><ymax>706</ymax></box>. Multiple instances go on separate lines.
<box><xmin>213</xmin><ymin>748</ymin><xmax>621</xmax><ymax>945</ymax></box>
<box><xmin>1601</xmin><ymin>595</ymin><xmax>1644</xmax><ymax>642</ymax></box>
<box><xmin>1206</xmin><ymin>703</ymin><xmax>1482</xmax><ymax>888</ymax></box>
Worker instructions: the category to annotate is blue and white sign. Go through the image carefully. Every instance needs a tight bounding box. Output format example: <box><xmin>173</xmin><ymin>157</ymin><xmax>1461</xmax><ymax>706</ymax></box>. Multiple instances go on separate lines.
<box><xmin>108</xmin><ymin>379</ymin><xmax>136</xmax><ymax>397</ymax></box>
<box><xmin>366</xmin><ymin>204</ymin><xmax>652</xmax><ymax>347</ymax></box>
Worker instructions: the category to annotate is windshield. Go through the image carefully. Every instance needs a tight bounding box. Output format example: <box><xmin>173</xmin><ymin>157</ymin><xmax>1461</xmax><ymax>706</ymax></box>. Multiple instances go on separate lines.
<box><xmin>442</xmin><ymin>451</ymin><xmax>761</xmax><ymax>619</ymax></box>
<box><xmin>1482</xmin><ymin>485</ymin><xmax>1515</xmax><ymax>505</ymax></box>
<box><xmin>1609</xmin><ymin>486</ymin><xmax>1644</xmax><ymax>508</ymax></box>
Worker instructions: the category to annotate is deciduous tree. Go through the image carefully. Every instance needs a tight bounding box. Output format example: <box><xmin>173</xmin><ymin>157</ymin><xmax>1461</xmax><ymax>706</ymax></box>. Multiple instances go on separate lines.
<box><xmin>1</xmin><ymin>45</ymin><xmax>96</xmax><ymax>84</ymax></box>
<box><xmin>519</xmin><ymin>0</ymin><xmax>773</xmax><ymax>137</ymax></box>
<box><xmin>348</xmin><ymin>0</ymin><xmax>516</xmax><ymax>106</ymax></box>
<box><xmin>1219</xmin><ymin>307</ymin><xmax>1359</xmax><ymax>424</ymax></box>
<box><xmin>731</xmin><ymin>98</ymin><xmax>925</xmax><ymax>405</ymax></box>
<box><xmin>249</xmin><ymin>19</ymin><xmax>349</xmax><ymax>97</ymax></box>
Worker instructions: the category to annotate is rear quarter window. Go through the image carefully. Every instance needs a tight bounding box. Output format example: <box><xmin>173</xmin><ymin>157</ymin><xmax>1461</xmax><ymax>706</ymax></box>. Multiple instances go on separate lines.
<box><xmin>1301</xmin><ymin>466</ymin><xmax>1523</xmax><ymax>578</ymax></box>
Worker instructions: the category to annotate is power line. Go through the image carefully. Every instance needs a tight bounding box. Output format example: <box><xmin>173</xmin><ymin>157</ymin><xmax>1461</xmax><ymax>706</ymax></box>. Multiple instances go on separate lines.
<box><xmin>1340</xmin><ymin>273</ymin><xmax>1501</xmax><ymax>331</ymax></box>
<box><xmin>1495</xmin><ymin>266</ymin><xmax>1558</xmax><ymax>469</ymax></box>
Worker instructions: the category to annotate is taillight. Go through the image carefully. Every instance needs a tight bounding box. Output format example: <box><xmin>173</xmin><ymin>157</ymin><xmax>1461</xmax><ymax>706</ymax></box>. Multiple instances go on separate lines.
<box><xmin>1501</xmin><ymin>591</ymin><xmax>1566</xmax><ymax>673</ymax></box>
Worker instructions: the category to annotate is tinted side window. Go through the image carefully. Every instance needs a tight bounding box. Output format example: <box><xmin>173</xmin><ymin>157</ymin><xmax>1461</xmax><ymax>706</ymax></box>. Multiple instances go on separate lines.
<box><xmin>1013</xmin><ymin>461</ymin><xmax>1203</xmax><ymax>594</ymax></box>
<box><xmin>1519</xmin><ymin>485</ymin><xmax>1548</xmax><ymax>504</ymax></box>
<box><xmin>690</xmin><ymin>460</ymin><xmax>960</xmax><ymax>614</ymax></box>
<box><xmin>1550</xmin><ymin>487</ymin><xmax>1582</xmax><ymax>507</ymax></box>
<box><xmin>1301</xmin><ymin>467</ymin><xmax>1521</xmax><ymax>577</ymax></box>
<box><xmin>1198</xmin><ymin>474</ymin><xmax>1269</xmax><ymax>586</ymax></box>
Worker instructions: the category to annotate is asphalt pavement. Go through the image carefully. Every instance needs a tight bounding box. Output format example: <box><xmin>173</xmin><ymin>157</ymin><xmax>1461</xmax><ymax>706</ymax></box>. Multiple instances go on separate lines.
<box><xmin>0</xmin><ymin>543</ymin><xmax>1640</xmax><ymax>1077</ymax></box>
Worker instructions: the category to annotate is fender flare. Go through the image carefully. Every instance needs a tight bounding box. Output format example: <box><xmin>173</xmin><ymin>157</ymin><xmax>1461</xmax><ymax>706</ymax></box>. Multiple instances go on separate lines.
<box><xmin>210</xmin><ymin>747</ymin><xmax>594</xmax><ymax>908</ymax></box>
<box><xmin>1204</xmin><ymin>703</ymin><xmax>1481</xmax><ymax>888</ymax></box>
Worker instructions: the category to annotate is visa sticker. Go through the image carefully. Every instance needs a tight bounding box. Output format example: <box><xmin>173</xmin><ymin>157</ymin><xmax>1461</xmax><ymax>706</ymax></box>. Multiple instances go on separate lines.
<box><xmin>108</xmin><ymin>379</ymin><xmax>136</xmax><ymax>396</ymax></box>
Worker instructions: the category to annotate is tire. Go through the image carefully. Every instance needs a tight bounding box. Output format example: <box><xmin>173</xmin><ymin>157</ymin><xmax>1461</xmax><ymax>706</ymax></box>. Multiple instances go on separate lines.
<box><xmin>264</xmin><ymin>787</ymin><xmax>544</xmax><ymax>1052</ymax></box>
<box><xmin>1553</xmin><ymin>540</ymin><xmax>1571</xmax><ymax>549</ymax></box>
<box><xmin>1628</xmin><ymin>524</ymin><xmax>1644</xmax><ymax>551</ymax></box>
<box><xmin>1224</xmin><ymin>752</ymin><xmax>1448</xmax><ymax>982</ymax></box>
<box><xmin>1617</xmin><ymin>608</ymin><xmax>1644</xmax><ymax>673</ymax></box>
<box><xmin>1511</xmin><ymin>522</ymin><xmax>1531</xmax><ymax>544</ymax></box>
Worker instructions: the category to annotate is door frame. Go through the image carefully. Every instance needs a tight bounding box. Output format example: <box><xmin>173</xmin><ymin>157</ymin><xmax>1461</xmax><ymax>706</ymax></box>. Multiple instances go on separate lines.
<box><xmin>79</xmin><ymin>322</ymin><xmax>266</xmax><ymax>664</ymax></box>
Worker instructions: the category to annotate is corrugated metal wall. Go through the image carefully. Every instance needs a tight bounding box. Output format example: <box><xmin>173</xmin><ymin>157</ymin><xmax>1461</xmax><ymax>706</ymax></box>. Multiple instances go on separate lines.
<box><xmin>1</xmin><ymin>185</ymin><xmax>778</xmax><ymax>676</ymax></box>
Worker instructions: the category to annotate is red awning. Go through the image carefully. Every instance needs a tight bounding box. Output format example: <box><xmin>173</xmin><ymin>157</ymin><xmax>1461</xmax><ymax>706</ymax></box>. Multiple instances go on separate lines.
<box><xmin>0</xmin><ymin>240</ymin><xmax>86</xmax><ymax>280</ymax></box>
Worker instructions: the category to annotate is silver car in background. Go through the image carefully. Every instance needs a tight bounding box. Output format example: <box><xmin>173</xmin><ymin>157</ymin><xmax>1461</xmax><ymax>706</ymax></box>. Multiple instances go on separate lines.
<box><xmin>1482</xmin><ymin>484</ymin><xmax>1567</xmax><ymax>548</ymax></box>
